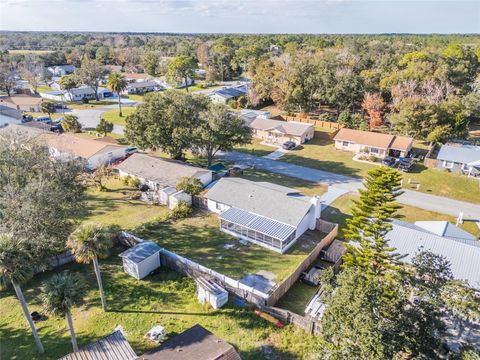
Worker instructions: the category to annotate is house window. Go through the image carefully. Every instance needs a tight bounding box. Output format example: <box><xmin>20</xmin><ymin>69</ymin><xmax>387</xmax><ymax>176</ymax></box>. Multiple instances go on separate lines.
<box><xmin>342</xmin><ymin>141</ymin><xmax>349</xmax><ymax>147</ymax></box>
<box><xmin>369</xmin><ymin>147</ymin><xmax>380</xmax><ymax>154</ymax></box>
<box><xmin>216</xmin><ymin>202</ymin><xmax>224</xmax><ymax>210</ymax></box>
<box><xmin>443</xmin><ymin>161</ymin><xmax>454</xmax><ymax>169</ymax></box>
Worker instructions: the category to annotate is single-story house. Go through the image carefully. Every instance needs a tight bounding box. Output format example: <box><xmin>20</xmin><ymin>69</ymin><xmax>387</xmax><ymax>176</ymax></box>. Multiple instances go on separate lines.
<box><xmin>48</xmin><ymin>64</ymin><xmax>75</xmax><ymax>77</ymax></box>
<box><xmin>209</xmin><ymin>84</ymin><xmax>248</xmax><ymax>104</ymax></box>
<box><xmin>116</xmin><ymin>153</ymin><xmax>213</xmax><ymax>207</ymax></box>
<box><xmin>123</xmin><ymin>73</ymin><xmax>152</xmax><ymax>82</ymax></box>
<box><xmin>67</xmin><ymin>86</ymin><xmax>113</xmax><ymax>102</ymax></box>
<box><xmin>1</xmin><ymin>95</ymin><xmax>43</xmax><ymax>112</ymax></box>
<box><xmin>104</xmin><ymin>64</ymin><xmax>123</xmax><ymax>73</ymax></box>
<box><xmin>205</xmin><ymin>178</ymin><xmax>322</xmax><ymax>253</ymax></box>
<box><xmin>249</xmin><ymin>118</ymin><xmax>314</xmax><ymax>146</ymax></box>
<box><xmin>0</xmin><ymin>123</ymin><xmax>46</xmax><ymax>139</ymax></box>
<box><xmin>119</xmin><ymin>241</ymin><xmax>162</xmax><ymax>280</ymax></box>
<box><xmin>436</xmin><ymin>143</ymin><xmax>480</xmax><ymax>177</ymax></box>
<box><xmin>240</xmin><ymin>109</ymin><xmax>271</xmax><ymax>125</ymax></box>
<box><xmin>38</xmin><ymin>133</ymin><xmax>129</xmax><ymax>170</ymax></box>
<box><xmin>333</xmin><ymin>128</ymin><xmax>413</xmax><ymax>159</ymax></box>
<box><xmin>40</xmin><ymin>90</ymin><xmax>67</xmax><ymax>102</ymax></box>
<box><xmin>141</xmin><ymin>324</ymin><xmax>241</xmax><ymax>360</ymax></box>
<box><xmin>59</xmin><ymin>329</ymin><xmax>137</xmax><ymax>360</ymax></box>
<box><xmin>126</xmin><ymin>80</ymin><xmax>162</xmax><ymax>94</ymax></box>
<box><xmin>384</xmin><ymin>220</ymin><xmax>479</xmax><ymax>290</ymax></box>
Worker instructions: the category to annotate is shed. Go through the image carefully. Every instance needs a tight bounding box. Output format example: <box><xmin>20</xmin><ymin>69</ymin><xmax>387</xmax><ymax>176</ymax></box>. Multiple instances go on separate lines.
<box><xmin>196</xmin><ymin>278</ymin><xmax>228</xmax><ymax>309</ymax></box>
<box><xmin>168</xmin><ymin>191</ymin><xmax>192</xmax><ymax>210</ymax></box>
<box><xmin>159</xmin><ymin>186</ymin><xmax>177</xmax><ymax>206</ymax></box>
<box><xmin>119</xmin><ymin>241</ymin><xmax>162</xmax><ymax>280</ymax></box>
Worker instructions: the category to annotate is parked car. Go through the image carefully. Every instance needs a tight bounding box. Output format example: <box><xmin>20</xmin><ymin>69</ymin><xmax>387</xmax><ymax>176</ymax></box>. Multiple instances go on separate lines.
<box><xmin>300</xmin><ymin>265</ymin><xmax>325</xmax><ymax>286</ymax></box>
<box><xmin>382</xmin><ymin>156</ymin><xmax>397</xmax><ymax>167</ymax></box>
<box><xmin>35</xmin><ymin>116</ymin><xmax>51</xmax><ymax>123</ymax></box>
<box><xmin>50</xmin><ymin>122</ymin><xmax>63</xmax><ymax>133</ymax></box>
<box><xmin>282</xmin><ymin>141</ymin><xmax>296</xmax><ymax>150</ymax></box>
<box><xmin>398</xmin><ymin>158</ymin><xmax>414</xmax><ymax>172</ymax></box>
<box><xmin>21</xmin><ymin>114</ymin><xmax>33</xmax><ymax>123</ymax></box>
<box><xmin>125</xmin><ymin>147</ymin><xmax>138</xmax><ymax>156</ymax></box>
<box><xmin>53</xmin><ymin>102</ymin><xmax>67</xmax><ymax>109</ymax></box>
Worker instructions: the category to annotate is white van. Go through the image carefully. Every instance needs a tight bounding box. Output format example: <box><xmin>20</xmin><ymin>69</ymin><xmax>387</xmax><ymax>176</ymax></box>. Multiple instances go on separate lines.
<box><xmin>35</xmin><ymin>116</ymin><xmax>51</xmax><ymax>123</ymax></box>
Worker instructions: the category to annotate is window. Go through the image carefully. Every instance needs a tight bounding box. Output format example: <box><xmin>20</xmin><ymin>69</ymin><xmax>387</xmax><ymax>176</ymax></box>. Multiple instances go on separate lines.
<box><xmin>443</xmin><ymin>161</ymin><xmax>454</xmax><ymax>169</ymax></box>
<box><xmin>342</xmin><ymin>141</ymin><xmax>349</xmax><ymax>147</ymax></box>
<box><xmin>369</xmin><ymin>147</ymin><xmax>380</xmax><ymax>154</ymax></box>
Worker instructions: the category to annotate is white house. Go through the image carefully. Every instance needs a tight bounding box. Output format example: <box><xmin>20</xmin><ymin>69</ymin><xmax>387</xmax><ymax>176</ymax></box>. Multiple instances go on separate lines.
<box><xmin>116</xmin><ymin>153</ymin><xmax>213</xmax><ymax>207</ymax></box>
<box><xmin>205</xmin><ymin>178</ymin><xmax>322</xmax><ymax>253</ymax></box>
<box><xmin>126</xmin><ymin>80</ymin><xmax>163</xmax><ymax>94</ymax></box>
<box><xmin>48</xmin><ymin>65</ymin><xmax>75</xmax><ymax>77</ymax></box>
<box><xmin>436</xmin><ymin>143</ymin><xmax>480</xmax><ymax>177</ymax></box>
<box><xmin>209</xmin><ymin>84</ymin><xmax>248</xmax><ymax>104</ymax></box>
<box><xmin>119</xmin><ymin>241</ymin><xmax>162</xmax><ymax>280</ymax></box>
<box><xmin>42</xmin><ymin>86</ymin><xmax>113</xmax><ymax>102</ymax></box>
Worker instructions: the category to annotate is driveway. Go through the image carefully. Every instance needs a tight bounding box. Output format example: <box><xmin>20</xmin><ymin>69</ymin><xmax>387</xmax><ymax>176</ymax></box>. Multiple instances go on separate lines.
<box><xmin>218</xmin><ymin>151</ymin><xmax>480</xmax><ymax>219</ymax></box>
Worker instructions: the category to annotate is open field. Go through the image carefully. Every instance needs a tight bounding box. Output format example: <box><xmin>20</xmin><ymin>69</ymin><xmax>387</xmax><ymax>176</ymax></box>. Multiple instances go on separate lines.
<box><xmin>322</xmin><ymin>194</ymin><xmax>480</xmax><ymax>238</ymax></box>
<box><xmin>281</xmin><ymin>138</ymin><xmax>480</xmax><ymax>203</ymax></box>
<box><xmin>101</xmin><ymin>107</ymin><xmax>136</xmax><ymax>126</ymax></box>
<box><xmin>8</xmin><ymin>49</ymin><xmax>53</xmax><ymax>55</ymax></box>
<box><xmin>234</xmin><ymin>138</ymin><xmax>278</xmax><ymax>157</ymax></box>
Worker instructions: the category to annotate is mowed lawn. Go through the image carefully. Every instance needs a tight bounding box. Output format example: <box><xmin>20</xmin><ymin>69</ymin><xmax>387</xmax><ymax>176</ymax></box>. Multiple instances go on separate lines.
<box><xmin>101</xmin><ymin>107</ymin><xmax>136</xmax><ymax>126</ymax></box>
<box><xmin>280</xmin><ymin>137</ymin><xmax>480</xmax><ymax>204</ymax></box>
<box><xmin>234</xmin><ymin>138</ymin><xmax>278</xmax><ymax>157</ymax></box>
<box><xmin>322</xmin><ymin>194</ymin><xmax>480</xmax><ymax>238</ymax></box>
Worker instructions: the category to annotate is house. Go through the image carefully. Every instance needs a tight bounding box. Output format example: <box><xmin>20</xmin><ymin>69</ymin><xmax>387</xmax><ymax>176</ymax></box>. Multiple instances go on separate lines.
<box><xmin>59</xmin><ymin>330</ymin><xmax>137</xmax><ymax>360</ymax></box>
<box><xmin>40</xmin><ymin>90</ymin><xmax>67</xmax><ymax>102</ymax></box>
<box><xmin>141</xmin><ymin>324</ymin><xmax>241</xmax><ymax>360</ymax></box>
<box><xmin>1</xmin><ymin>95</ymin><xmax>43</xmax><ymax>112</ymax></box>
<box><xmin>116</xmin><ymin>153</ymin><xmax>213</xmax><ymax>207</ymax></box>
<box><xmin>48</xmin><ymin>64</ymin><xmax>75</xmax><ymax>77</ymax></box>
<box><xmin>126</xmin><ymin>80</ymin><xmax>162</xmax><ymax>94</ymax></box>
<box><xmin>67</xmin><ymin>86</ymin><xmax>113</xmax><ymax>102</ymax></box>
<box><xmin>209</xmin><ymin>84</ymin><xmax>248</xmax><ymax>104</ymax></box>
<box><xmin>0</xmin><ymin>123</ymin><xmax>47</xmax><ymax>139</ymax></box>
<box><xmin>384</xmin><ymin>220</ymin><xmax>479</xmax><ymax>290</ymax></box>
<box><xmin>333</xmin><ymin>128</ymin><xmax>413</xmax><ymax>159</ymax></box>
<box><xmin>104</xmin><ymin>64</ymin><xmax>123</xmax><ymax>73</ymax></box>
<box><xmin>119</xmin><ymin>241</ymin><xmax>162</xmax><ymax>280</ymax></box>
<box><xmin>196</xmin><ymin>278</ymin><xmax>228</xmax><ymax>309</ymax></box>
<box><xmin>38</xmin><ymin>133</ymin><xmax>129</xmax><ymax>170</ymax></box>
<box><xmin>240</xmin><ymin>109</ymin><xmax>271</xmax><ymax>125</ymax></box>
<box><xmin>436</xmin><ymin>143</ymin><xmax>480</xmax><ymax>177</ymax></box>
<box><xmin>123</xmin><ymin>73</ymin><xmax>152</xmax><ymax>82</ymax></box>
<box><xmin>205</xmin><ymin>178</ymin><xmax>322</xmax><ymax>253</ymax></box>
<box><xmin>249</xmin><ymin>118</ymin><xmax>314</xmax><ymax>146</ymax></box>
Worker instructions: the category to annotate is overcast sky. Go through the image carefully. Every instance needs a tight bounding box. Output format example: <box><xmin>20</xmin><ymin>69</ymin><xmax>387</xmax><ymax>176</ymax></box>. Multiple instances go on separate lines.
<box><xmin>1</xmin><ymin>0</ymin><xmax>479</xmax><ymax>34</ymax></box>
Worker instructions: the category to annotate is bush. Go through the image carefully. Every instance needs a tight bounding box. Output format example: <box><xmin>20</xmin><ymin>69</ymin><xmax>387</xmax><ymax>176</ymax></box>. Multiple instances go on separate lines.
<box><xmin>129</xmin><ymin>177</ymin><xmax>140</xmax><ymax>188</ymax></box>
<box><xmin>122</xmin><ymin>175</ymin><xmax>132</xmax><ymax>186</ymax></box>
<box><xmin>176</xmin><ymin>176</ymin><xmax>203</xmax><ymax>196</ymax></box>
<box><xmin>166</xmin><ymin>202</ymin><xmax>192</xmax><ymax>220</ymax></box>
<box><xmin>368</xmin><ymin>155</ymin><xmax>378</xmax><ymax>162</ymax></box>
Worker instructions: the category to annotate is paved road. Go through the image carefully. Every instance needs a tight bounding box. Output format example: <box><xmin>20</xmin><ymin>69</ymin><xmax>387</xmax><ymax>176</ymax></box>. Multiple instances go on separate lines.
<box><xmin>70</xmin><ymin>105</ymin><xmax>126</xmax><ymax>135</ymax></box>
<box><xmin>219</xmin><ymin>151</ymin><xmax>480</xmax><ymax>219</ymax></box>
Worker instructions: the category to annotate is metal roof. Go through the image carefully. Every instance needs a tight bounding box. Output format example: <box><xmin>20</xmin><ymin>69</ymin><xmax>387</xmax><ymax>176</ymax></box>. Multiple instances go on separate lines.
<box><xmin>205</xmin><ymin>178</ymin><xmax>313</xmax><ymax>227</ymax></box>
<box><xmin>414</xmin><ymin>221</ymin><xmax>477</xmax><ymax>242</ymax></box>
<box><xmin>436</xmin><ymin>144</ymin><xmax>480</xmax><ymax>164</ymax></box>
<box><xmin>219</xmin><ymin>207</ymin><xmax>296</xmax><ymax>242</ymax></box>
<box><xmin>386</xmin><ymin>220</ymin><xmax>480</xmax><ymax>290</ymax></box>
<box><xmin>58</xmin><ymin>330</ymin><xmax>137</xmax><ymax>360</ymax></box>
<box><xmin>119</xmin><ymin>241</ymin><xmax>162</xmax><ymax>264</ymax></box>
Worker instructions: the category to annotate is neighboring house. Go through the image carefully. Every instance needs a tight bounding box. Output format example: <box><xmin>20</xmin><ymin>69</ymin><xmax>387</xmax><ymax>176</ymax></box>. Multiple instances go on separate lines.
<box><xmin>209</xmin><ymin>84</ymin><xmax>248</xmax><ymax>104</ymax></box>
<box><xmin>156</xmin><ymin>76</ymin><xmax>193</xmax><ymax>89</ymax></box>
<box><xmin>123</xmin><ymin>73</ymin><xmax>153</xmax><ymax>82</ymax></box>
<box><xmin>436</xmin><ymin>143</ymin><xmax>480</xmax><ymax>177</ymax></box>
<box><xmin>38</xmin><ymin>133</ymin><xmax>129</xmax><ymax>170</ymax></box>
<box><xmin>47</xmin><ymin>65</ymin><xmax>75</xmax><ymax>77</ymax></box>
<box><xmin>126</xmin><ymin>80</ymin><xmax>163</xmax><ymax>94</ymax></box>
<box><xmin>104</xmin><ymin>64</ymin><xmax>123</xmax><ymax>73</ymax></box>
<box><xmin>1</xmin><ymin>95</ymin><xmax>43</xmax><ymax>112</ymax></box>
<box><xmin>59</xmin><ymin>330</ymin><xmax>137</xmax><ymax>360</ymax></box>
<box><xmin>141</xmin><ymin>324</ymin><xmax>241</xmax><ymax>360</ymax></box>
<box><xmin>0</xmin><ymin>123</ymin><xmax>47</xmax><ymax>140</ymax></box>
<box><xmin>42</xmin><ymin>86</ymin><xmax>113</xmax><ymax>102</ymax></box>
<box><xmin>40</xmin><ymin>90</ymin><xmax>67</xmax><ymax>102</ymax></box>
<box><xmin>333</xmin><ymin>128</ymin><xmax>413</xmax><ymax>159</ymax></box>
<box><xmin>0</xmin><ymin>104</ymin><xmax>22</xmax><ymax>120</ymax></box>
<box><xmin>384</xmin><ymin>220</ymin><xmax>479</xmax><ymax>290</ymax></box>
<box><xmin>205</xmin><ymin>178</ymin><xmax>322</xmax><ymax>253</ymax></box>
<box><xmin>116</xmin><ymin>153</ymin><xmax>213</xmax><ymax>207</ymax></box>
<box><xmin>119</xmin><ymin>241</ymin><xmax>162</xmax><ymax>280</ymax></box>
<box><xmin>239</xmin><ymin>109</ymin><xmax>271</xmax><ymax>125</ymax></box>
<box><xmin>249</xmin><ymin>118</ymin><xmax>314</xmax><ymax>146</ymax></box>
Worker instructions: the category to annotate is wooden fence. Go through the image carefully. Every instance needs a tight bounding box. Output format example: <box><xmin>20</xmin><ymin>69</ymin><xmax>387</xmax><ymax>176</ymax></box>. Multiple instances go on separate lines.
<box><xmin>260</xmin><ymin>305</ymin><xmax>322</xmax><ymax>335</ymax></box>
<box><xmin>423</xmin><ymin>142</ymin><xmax>438</xmax><ymax>168</ymax></box>
<box><xmin>192</xmin><ymin>195</ymin><xmax>208</xmax><ymax>209</ymax></box>
<box><xmin>282</xmin><ymin>116</ymin><xmax>344</xmax><ymax>131</ymax></box>
<box><xmin>266</xmin><ymin>223</ymin><xmax>339</xmax><ymax>306</ymax></box>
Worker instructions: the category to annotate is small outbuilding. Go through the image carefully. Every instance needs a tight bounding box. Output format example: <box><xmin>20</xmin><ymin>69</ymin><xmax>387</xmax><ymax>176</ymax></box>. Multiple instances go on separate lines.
<box><xmin>119</xmin><ymin>241</ymin><xmax>162</xmax><ymax>280</ymax></box>
<box><xmin>168</xmin><ymin>190</ymin><xmax>192</xmax><ymax>210</ymax></box>
<box><xmin>196</xmin><ymin>278</ymin><xmax>228</xmax><ymax>309</ymax></box>
<box><xmin>159</xmin><ymin>186</ymin><xmax>177</xmax><ymax>205</ymax></box>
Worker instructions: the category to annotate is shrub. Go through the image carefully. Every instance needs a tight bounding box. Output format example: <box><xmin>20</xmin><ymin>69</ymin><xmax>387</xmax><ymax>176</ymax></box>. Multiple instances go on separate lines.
<box><xmin>176</xmin><ymin>176</ymin><xmax>203</xmax><ymax>196</ymax></box>
<box><xmin>368</xmin><ymin>155</ymin><xmax>378</xmax><ymax>162</ymax></box>
<box><xmin>129</xmin><ymin>177</ymin><xmax>140</xmax><ymax>189</ymax></box>
<box><xmin>122</xmin><ymin>175</ymin><xmax>132</xmax><ymax>186</ymax></box>
<box><xmin>167</xmin><ymin>202</ymin><xmax>192</xmax><ymax>220</ymax></box>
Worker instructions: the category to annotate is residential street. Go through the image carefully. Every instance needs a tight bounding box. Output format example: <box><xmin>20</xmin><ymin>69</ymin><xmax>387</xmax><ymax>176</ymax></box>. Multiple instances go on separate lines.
<box><xmin>219</xmin><ymin>151</ymin><xmax>480</xmax><ymax>219</ymax></box>
<box><xmin>69</xmin><ymin>105</ymin><xmax>126</xmax><ymax>134</ymax></box>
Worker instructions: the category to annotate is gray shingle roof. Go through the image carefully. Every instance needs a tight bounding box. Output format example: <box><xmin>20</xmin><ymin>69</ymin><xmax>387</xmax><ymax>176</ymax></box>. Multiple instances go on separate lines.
<box><xmin>205</xmin><ymin>178</ymin><xmax>312</xmax><ymax>227</ymax></box>
<box><xmin>211</xmin><ymin>85</ymin><xmax>247</xmax><ymax>99</ymax></box>
<box><xmin>127</xmin><ymin>80</ymin><xmax>159</xmax><ymax>89</ymax></box>
<box><xmin>436</xmin><ymin>144</ymin><xmax>480</xmax><ymax>164</ymax></box>
<box><xmin>249</xmin><ymin>118</ymin><xmax>313</xmax><ymax>137</ymax></box>
<box><xmin>386</xmin><ymin>220</ymin><xmax>480</xmax><ymax>289</ymax></box>
<box><xmin>119</xmin><ymin>241</ymin><xmax>162</xmax><ymax>264</ymax></box>
<box><xmin>58</xmin><ymin>330</ymin><xmax>136</xmax><ymax>360</ymax></box>
<box><xmin>116</xmin><ymin>153</ymin><xmax>211</xmax><ymax>188</ymax></box>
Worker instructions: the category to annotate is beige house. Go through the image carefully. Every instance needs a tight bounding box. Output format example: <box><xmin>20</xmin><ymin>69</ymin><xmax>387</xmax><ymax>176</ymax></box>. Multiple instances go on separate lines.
<box><xmin>1</xmin><ymin>95</ymin><xmax>43</xmax><ymax>112</ymax></box>
<box><xmin>249</xmin><ymin>118</ymin><xmax>314</xmax><ymax>146</ymax></box>
<box><xmin>333</xmin><ymin>128</ymin><xmax>413</xmax><ymax>159</ymax></box>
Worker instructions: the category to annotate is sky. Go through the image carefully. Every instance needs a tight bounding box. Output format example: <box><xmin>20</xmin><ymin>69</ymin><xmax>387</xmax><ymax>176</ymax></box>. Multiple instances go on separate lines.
<box><xmin>0</xmin><ymin>0</ymin><xmax>479</xmax><ymax>34</ymax></box>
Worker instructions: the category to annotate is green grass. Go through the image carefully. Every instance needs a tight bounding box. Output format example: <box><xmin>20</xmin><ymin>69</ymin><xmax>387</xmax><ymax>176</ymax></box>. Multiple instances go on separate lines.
<box><xmin>280</xmin><ymin>138</ymin><xmax>480</xmax><ymax>203</ymax></box>
<box><xmin>125</xmin><ymin>94</ymin><xmax>144</xmax><ymax>102</ymax></box>
<box><xmin>0</xmin><ymin>254</ymin><xmax>317</xmax><ymax>360</ymax></box>
<box><xmin>275</xmin><ymin>282</ymin><xmax>318</xmax><ymax>315</ymax></box>
<box><xmin>25</xmin><ymin>112</ymin><xmax>64</xmax><ymax>120</ymax></box>
<box><xmin>234</xmin><ymin>138</ymin><xmax>278</xmax><ymax>157</ymax></box>
<box><xmin>36</xmin><ymin>85</ymin><xmax>53</xmax><ymax>93</ymax></box>
<box><xmin>136</xmin><ymin>211</ymin><xmax>326</xmax><ymax>284</ymax></box>
<box><xmin>67</xmin><ymin>100</ymin><xmax>117</xmax><ymax>110</ymax></box>
<box><xmin>101</xmin><ymin>107</ymin><xmax>136</xmax><ymax>127</ymax></box>
<box><xmin>322</xmin><ymin>194</ymin><xmax>480</xmax><ymax>238</ymax></box>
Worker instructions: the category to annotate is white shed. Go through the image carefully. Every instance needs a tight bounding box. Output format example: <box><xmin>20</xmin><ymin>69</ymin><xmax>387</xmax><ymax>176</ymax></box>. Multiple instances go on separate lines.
<box><xmin>196</xmin><ymin>278</ymin><xmax>228</xmax><ymax>309</ymax></box>
<box><xmin>168</xmin><ymin>191</ymin><xmax>192</xmax><ymax>210</ymax></box>
<box><xmin>159</xmin><ymin>186</ymin><xmax>177</xmax><ymax>206</ymax></box>
<box><xmin>119</xmin><ymin>241</ymin><xmax>162</xmax><ymax>280</ymax></box>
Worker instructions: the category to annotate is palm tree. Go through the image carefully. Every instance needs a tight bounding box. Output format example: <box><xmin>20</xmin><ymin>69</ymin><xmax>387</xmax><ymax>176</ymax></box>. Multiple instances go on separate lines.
<box><xmin>0</xmin><ymin>235</ymin><xmax>44</xmax><ymax>353</ymax></box>
<box><xmin>106</xmin><ymin>72</ymin><xmax>128</xmax><ymax>117</ymax></box>
<box><xmin>67</xmin><ymin>224</ymin><xmax>113</xmax><ymax>311</ymax></box>
<box><xmin>41</xmin><ymin>272</ymin><xmax>86</xmax><ymax>352</ymax></box>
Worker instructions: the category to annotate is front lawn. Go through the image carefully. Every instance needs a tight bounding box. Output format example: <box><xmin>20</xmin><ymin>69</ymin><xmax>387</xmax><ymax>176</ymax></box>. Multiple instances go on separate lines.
<box><xmin>36</xmin><ymin>85</ymin><xmax>53</xmax><ymax>93</ymax></box>
<box><xmin>280</xmin><ymin>138</ymin><xmax>480</xmax><ymax>203</ymax></box>
<box><xmin>101</xmin><ymin>107</ymin><xmax>136</xmax><ymax>126</ymax></box>
<box><xmin>67</xmin><ymin>100</ymin><xmax>117</xmax><ymax>110</ymax></box>
<box><xmin>234</xmin><ymin>138</ymin><xmax>277</xmax><ymax>157</ymax></box>
<box><xmin>275</xmin><ymin>282</ymin><xmax>318</xmax><ymax>315</ymax></box>
<box><xmin>322</xmin><ymin>194</ymin><xmax>480</xmax><ymax>238</ymax></box>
